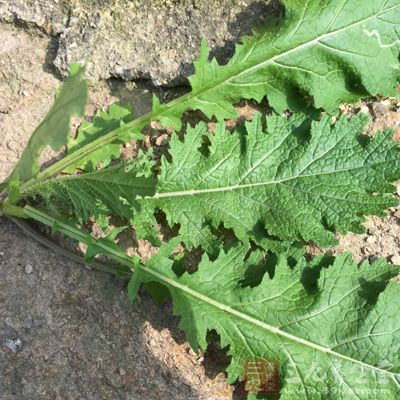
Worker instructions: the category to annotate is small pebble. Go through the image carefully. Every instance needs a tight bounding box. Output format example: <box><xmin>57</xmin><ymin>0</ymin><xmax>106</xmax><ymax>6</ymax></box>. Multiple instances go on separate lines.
<box><xmin>366</xmin><ymin>236</ymin><xmax>376</xmax><ymax>244</ymax></box>
<box><xmin>394</xmin><ymin>210</ymin><xmax>400</xmax><ymax>219</ymax></box>
<box><xmin>360</xmin><ymin>105</ymin><xmax>369</xmax><ymax>114</ymax></box>
<box><xmin>155</xmin><ymin>134</ymin><xmax>169</xmax><ymax>147</ymax></box>
<box><xmin>369</xmin><ymin>255</ymin><xmax>379</xmax><ymax>263</ymax></box>
<box><xmin>24</xmin><ymin>264</ymin><xmax>33</xmax><ymax>274</ymax></box>
<box><xmin>2</xmin><ymin>338</ymin><xmax>22</xmax><ymax>353</ymax></box>
<box><xmin>24</xmin><ymin>317</ymin><xmax>34</xmax><ymax>329</ymax></box>
<box><xmin>391</xmin><ymin>254</ymin><xmax>400</xmax><ymax>265</ymax></box>
<box><xmin>372</xmin><ymin>103</ymin><xmax>384</xmax><ymax>116</ymax></box>
<box><xmin>363</xmin><ymin>246</ymin><xmax>371</xmax><ymax>254</ymax></box>
<box><xmin>119</xmin><ymin>367</ymin><xmax>126</xmax><ymax>376</ymax></box>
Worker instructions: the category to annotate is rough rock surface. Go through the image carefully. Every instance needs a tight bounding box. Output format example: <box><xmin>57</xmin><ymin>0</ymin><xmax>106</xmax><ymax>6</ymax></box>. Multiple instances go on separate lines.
<box><xmin>0</xmin><ymin>0</ymin><xmax>278</xmax><ymax>84</ymax></box>
<box><xmin>0</xmin><ymin>0</ymin><xmax>69</xmax><ymax>35</ymax></box>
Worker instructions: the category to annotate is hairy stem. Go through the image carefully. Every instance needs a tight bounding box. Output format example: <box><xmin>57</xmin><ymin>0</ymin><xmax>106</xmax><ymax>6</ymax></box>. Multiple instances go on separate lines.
<box><xmin>3</xmin><ymin>204</ymin><xmax>136</xmax><ymax>276</ymax></box>
<box><xmin>10</xmin><ymin>216</ymin><xmax>130</xmax><ymax>278</ymax></box>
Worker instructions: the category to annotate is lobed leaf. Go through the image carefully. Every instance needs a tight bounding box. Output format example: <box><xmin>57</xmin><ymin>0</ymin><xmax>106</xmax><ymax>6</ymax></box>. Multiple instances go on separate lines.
<box><xmin>133</xmin><ymin>112</ymin><xmax>400</xmax><ymax>251</ymax></box>
<box><xmin>129</xmin><ymin>239</ymin><xmax>400</xmax><ymax>399</ymax></box>
<box><xmin>64</xmin><ymin>103</ymin><xmax>144</xmax><ymax>173</ymax></box>
<box><xmin>25</xmin><ymin>112</ymin><xmax>400</xmax><ymax>252</ymax></box>
<box><xmin>154</xmin><ymin>0</ymin><xmax>400</xmax><ymax>130</ymax></box>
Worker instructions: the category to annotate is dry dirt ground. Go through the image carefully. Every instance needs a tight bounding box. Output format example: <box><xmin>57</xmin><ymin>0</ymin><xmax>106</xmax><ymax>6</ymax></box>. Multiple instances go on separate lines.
<box><xmin>1</xmin><ymin>17</ymin><xmax>400</xmax><ymax>400</ymax></box>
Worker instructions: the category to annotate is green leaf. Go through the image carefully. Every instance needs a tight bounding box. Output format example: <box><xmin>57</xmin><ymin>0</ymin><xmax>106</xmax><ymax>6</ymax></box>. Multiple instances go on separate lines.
<box><xmin>2</xmin><ymin>63</ymin><xmax>87</xmax><ymax>188</ymax></box>
<box><xmin>129</xmin><ymin>240</ymin><xmax>400</xmax><ymax>398</ymax></box>
<box><xmin>27</xmin><ymin>112</ymin><xmax>400</xmax><ymax>251</ymax></box>
<box><xmin>17</xmin><ymin>1</ymin><xmax>400</xmax><ymax>181</ymax></box>
<box><xmin>155</xmin><ymin>0</ymin><xmax>400</xmax><ymax>129</ymax></box>
<box><xmin>64</xmin><ymin>103</ymin><xmax>144</xmax><ymax>173</ymax></box>
<box><xmin>133</xmin><ymin>112</ymin><xmax>400</xmax><ymax>250</ymax></box>
<box><xmin>22</xmin><ymin>160</ymin><xmax>156</xmax><ymax>221</ymax></box>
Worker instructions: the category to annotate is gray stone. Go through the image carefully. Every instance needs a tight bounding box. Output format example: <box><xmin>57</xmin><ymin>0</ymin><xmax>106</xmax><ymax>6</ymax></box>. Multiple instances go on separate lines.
<box><xmin>0</xmin><ymin>0</ymin><xmax>70</xmax><ymax>34</ymax></box>
<box><xmin>0</xmin><ymin>0</ymin><xmax>279</xmax><ymax>85</ymax></box>
<box><xmin>2</xmin><ymin>337</ymin><xmax>22</xmax><ymax>353</ymax></box>
<box><xmin>56</xmin><ymin>0</ymin><xmax>277</xmax><ymax>84</ymax></box>
<box><xmin>24</xmin><ymin>263</ymin><xmax>33</xmax><ymax>274</ymax></box>
<box><xmin>0</xmin><ymin>319</ymin><xmax>22</xmax><ymax>354</ymax></box>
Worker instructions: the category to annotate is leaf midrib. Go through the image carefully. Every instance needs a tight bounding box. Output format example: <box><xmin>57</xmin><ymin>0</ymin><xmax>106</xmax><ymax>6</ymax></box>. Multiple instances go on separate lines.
<box><xmin>144</xmin><ymin>158</ymin><xmax>398</xmax><ymax>200</ymax></box>
<box><xmin>185</xmin><ymin>2</ymin><xmax>400</xmax><ymax>100</ymax></box>
<box><xmin>139</xmin><ymin>262</ymin><xmax>400</xmax><ymax>379</ymax></box>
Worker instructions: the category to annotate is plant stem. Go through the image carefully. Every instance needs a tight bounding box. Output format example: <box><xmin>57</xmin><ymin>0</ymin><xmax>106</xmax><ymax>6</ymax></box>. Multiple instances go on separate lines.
<box><xmin>2</xmin><ymin>204</ymin><xmax>137</xmax><ymax>276</ymax></box>
<box><xmin>2</xmin><ymin>203</ymin><xmax>28</xmax><ymax>219</ymax></box>
<box><xmin>10</xmin><ymin>216</ymin><xmax>130</xmax><ymax>278</ymax></box>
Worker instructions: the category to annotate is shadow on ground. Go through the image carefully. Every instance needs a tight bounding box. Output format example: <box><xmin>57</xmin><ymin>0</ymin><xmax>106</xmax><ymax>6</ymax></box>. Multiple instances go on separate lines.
<box><xmin>0</xmin><ymin>219</ymin><xmax>237</xmax><ymax>399</ymax></box>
